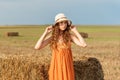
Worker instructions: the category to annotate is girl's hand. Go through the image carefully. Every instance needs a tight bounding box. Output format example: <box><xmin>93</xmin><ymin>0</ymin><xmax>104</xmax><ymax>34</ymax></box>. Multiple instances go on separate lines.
<box><xmin>70</xmin><ymin>25</ymin><xmax>77</xmax><ymax>33</ymax></box>
<box><xmin>45</xmin><ymin>25</ymin><xmax>53</xmax><ymax>34</ymax></box>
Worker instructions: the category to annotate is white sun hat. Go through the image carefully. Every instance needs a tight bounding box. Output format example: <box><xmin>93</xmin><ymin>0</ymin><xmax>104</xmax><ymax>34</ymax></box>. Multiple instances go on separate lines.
<box><xmin>54</xmin><ymin>13</ymin><xmax>72</xmax><ymax>25</ymax></box>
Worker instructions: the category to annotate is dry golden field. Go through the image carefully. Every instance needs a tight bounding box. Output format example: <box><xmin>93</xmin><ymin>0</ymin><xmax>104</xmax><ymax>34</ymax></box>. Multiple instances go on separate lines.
<box><xmin>0</xmin><ymin>25</ymin><xmax>120</xmax><ymax>80</ymax></box>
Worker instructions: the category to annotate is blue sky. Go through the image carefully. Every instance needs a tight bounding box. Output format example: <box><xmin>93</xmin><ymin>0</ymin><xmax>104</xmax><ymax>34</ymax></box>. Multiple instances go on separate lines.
<box><xmin>0</xmin><ymin>0</ymin><xmax>120</xmax><ymax>25</ymax></box>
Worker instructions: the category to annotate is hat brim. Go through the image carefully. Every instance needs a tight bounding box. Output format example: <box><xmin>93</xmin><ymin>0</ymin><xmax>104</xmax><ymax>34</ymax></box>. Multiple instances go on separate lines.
<box><xmin>54</xmin><ymin>18</ymin><xmax>72</xmax><ymax>26</ymax></box>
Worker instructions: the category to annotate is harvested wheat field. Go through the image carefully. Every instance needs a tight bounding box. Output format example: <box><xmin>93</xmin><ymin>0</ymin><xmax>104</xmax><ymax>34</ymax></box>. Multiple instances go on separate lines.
<box><xmin>0</xmin><ymin>25</ymin><xmax>120</xmax><ymax>80</ymax></box>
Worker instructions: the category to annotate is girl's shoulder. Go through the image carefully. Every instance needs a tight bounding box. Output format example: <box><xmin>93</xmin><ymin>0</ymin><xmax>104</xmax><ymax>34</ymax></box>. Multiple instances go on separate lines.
<box><xmin>70</xmin><ymin>33</ymin><xmax>75</xmax><ymax>38</ymax></box>
<box><xmin>70</xmin><ymin>33</ymin><xmax>77</xmax><ymax>39</ymax></box>
<box><xmin>70</xmin><ymin>33</ymin><xmax>76</xmax><ymax>36</ymax></box>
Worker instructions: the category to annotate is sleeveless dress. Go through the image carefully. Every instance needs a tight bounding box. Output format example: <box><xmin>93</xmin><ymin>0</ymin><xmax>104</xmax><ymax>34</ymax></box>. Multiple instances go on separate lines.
<box><xmin>48</xmin><ymin>40</ymin><xmax>75</xmax><ymax>80</ymax></box>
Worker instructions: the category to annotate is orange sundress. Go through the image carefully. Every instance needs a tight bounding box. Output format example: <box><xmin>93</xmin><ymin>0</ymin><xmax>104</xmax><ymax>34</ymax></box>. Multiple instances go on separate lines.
<box><xmin>48</xmin><ymin>41</ymin><xmax>75</xmax><ymax>80</ymax></box>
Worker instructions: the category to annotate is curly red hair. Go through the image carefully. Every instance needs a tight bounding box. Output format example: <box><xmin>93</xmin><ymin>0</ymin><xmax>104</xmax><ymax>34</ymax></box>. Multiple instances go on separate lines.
<box><xmin>50</xmin><ymin>22</ymin><xmax>71</xmax><ymax>50</ymax></box>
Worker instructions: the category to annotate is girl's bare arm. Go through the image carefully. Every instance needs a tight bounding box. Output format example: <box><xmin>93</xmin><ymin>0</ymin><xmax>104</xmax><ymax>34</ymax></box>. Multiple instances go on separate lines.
<box><xmin>70</xmin><ymin>25</ymin><xmax>87</xmax><ymax>47</ymax></box>
<box><xmin>34</xmin><ymin>26</ymin><xmax>52</xmax><ymax>50</ymax></box>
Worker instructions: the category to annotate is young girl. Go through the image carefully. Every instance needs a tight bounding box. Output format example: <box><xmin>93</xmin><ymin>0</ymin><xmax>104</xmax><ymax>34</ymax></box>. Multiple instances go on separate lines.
<box><xmin>35</xmin><ymin>13</ymin><xmax>87</xmax><ymax>80</ymax></box>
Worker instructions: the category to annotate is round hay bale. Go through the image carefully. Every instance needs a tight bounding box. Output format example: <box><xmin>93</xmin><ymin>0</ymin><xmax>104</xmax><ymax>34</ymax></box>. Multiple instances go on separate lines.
<box><xmin>5</xmin><ymin>32</ymin><xmax>19</xmax><ymax>37</ymax></box>
<box><xmin>79</xmin><ymin>32</ymin><xmax>88</xmax><ymax>38</ymax></box>
<box><xmin>74</xmin><ymin>56</ymin><xmax>104</xmax><ymax>80</ymax></box>
<box><xmin>0</xmin><ymin>56</ymin><xmax>50</xmax><ymax>80</ymax></box>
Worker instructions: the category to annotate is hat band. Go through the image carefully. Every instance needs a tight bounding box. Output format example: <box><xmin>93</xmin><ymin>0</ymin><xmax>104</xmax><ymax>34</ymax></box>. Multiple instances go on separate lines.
<box><xmin>56</xmin><ymin>17</ymin><xmax>67</xmax><ymax>22</ymax></box>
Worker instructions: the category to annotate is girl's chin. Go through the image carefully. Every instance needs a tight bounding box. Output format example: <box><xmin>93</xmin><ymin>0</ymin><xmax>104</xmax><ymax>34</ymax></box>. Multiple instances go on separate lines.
<box><xmin>60</xmin><ymin>28</ymin><xmax>66</xmax><ymax>31</ymax></box>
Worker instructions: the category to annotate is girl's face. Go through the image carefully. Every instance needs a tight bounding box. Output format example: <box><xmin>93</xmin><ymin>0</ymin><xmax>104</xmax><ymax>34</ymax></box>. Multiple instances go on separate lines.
<box><xmin>58</xmin><ymin>21</ymin><xmax>68</xmax><ymax>31</ymax></box>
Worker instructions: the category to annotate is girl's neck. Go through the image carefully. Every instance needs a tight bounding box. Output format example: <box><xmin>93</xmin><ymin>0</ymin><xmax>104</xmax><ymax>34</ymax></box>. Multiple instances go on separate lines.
<box><xmin>59</xmin><ymin>30</ymin><xmax>64</xmax><ymax>39</ymax></box>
